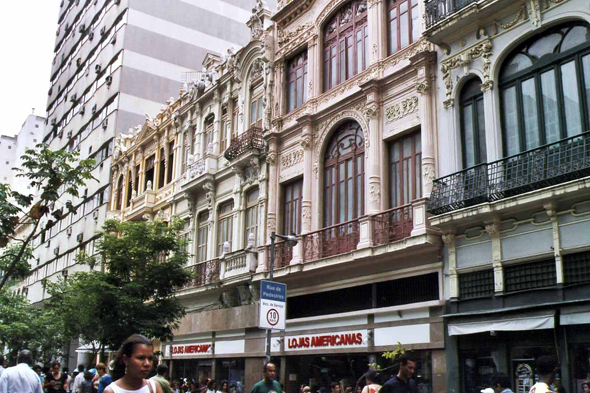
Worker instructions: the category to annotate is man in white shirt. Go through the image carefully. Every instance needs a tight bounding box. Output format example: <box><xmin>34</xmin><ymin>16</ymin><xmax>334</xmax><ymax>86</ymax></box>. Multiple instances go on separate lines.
<box><xmin>530</xmin><ymin>356</ymin><xmax>557</xmax><ymax>393</ymax></box>
<box><xmin>0</xmin><ymin>354</ymin><xmax>6</xmax><ymax>378</ymax></box>
<box><xmin>0</xmin><ymin>349</ymin><xmax>43</xmax><ymax>393</ymax></box>
<box><xmin>71</xmin><ymin>364</ymin><xmax>85</xmax><ymax>393</ymax></box>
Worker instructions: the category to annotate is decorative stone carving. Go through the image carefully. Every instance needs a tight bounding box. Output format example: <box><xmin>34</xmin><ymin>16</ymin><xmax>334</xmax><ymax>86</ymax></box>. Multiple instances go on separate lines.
<box><xmin>364</xmin><ymin>103</ymin><xmax>379</xmax><ymax>121</ymax></box>
<box><xmin>422</xmin><ymin>164</ymin><xmax>435</xmax><ymax>191</ymax></box>
<box><xmin>266</xmin><ymin>151</ymin><xmax>277</xmax><ymax>165</ymax></box>
<box><xmin>485</xmin><ymin>222</ymin><xmax>500</xmax><ymax>236</ymax></box>
<box><xmin>142</xmin><ymin>213</ymin><xmax>154</xmax><ymax>222</ymax></box>
<box><xmin>267</xmin><ymin>217</ymin><xmax>277</xmax><ymax>234</ymax></box>
<box><xmin>281</xmin><ymin>149</ymin><xmax>304</xmax><ymax>168</ymax></box>
<box><xmin>385</xmin><ymin>96</ymin><xmax>419</xmax><ymax>124</ymax></box>
<box><xmin>442</xmin><ymin>233</ymin><xmax>455</xmax><ymax>245</ymax></box>
<box><xmin>278</xmin><ymin>22</ymin><xmax>314</xmax><ymax>47</ymax></box>
<box><xmin>416</xmin><ymin>80</ymin><xmax>430</xmax><ymax>94</ymax></box>
<box><xmin>155</xmin><ymin>210</ymin><xmax>170</xmax><ymax>222</ymax></box>
<box><xmin>369</xmin><ymin>185</ymin><xmax>380</xmax><ymax>204</ymax></box>
<box><xmin>302</xmin><ymin>206</ymin><xmax>312</xmax><ymax>229</ymax></box>
<box><xmin>441</xmin><ymin>39</ymin><xmax>493</xmax><ymax>107</ymax></box>
<box><xmin>300</xmin><ymin>135</ymin><xmax>312</xmax><ymax>149</ymax></box>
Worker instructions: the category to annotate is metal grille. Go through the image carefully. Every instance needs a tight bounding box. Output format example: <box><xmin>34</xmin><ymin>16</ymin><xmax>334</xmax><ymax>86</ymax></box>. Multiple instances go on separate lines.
<box><xmin>428</xmin><ymin>132</ymin><xmax>590</xmax><ymax>215</ymax></box>
<box><xmin>375</xmin><ymin>272</ymin><xmax>439</xmax><ymax>308</ymax></box>
<box><xmin>504</xmin><ymin>259</ymin><xmax>556</xmax><ymax>292</ymax></box>
<box><xmin>459</xmin><ymin>269</ymin><xmax>494</xmax><ymax>299</ymax></box>
<box><xmin>424</xmin><ymin>0</ymin><xmax>481</xmax><ymax>28</ymax></box>
<box><xmin>564</xmin><ymin>251</ymin><xmax>590</xmax><ymax>285</ymax></box>
<box><xmin>302</xmin><ymin>219</ymin><xmax>360</xmax><ymax>262</ymax></box>
<box><xmin>223</xmin><ymin>126</ymin><xmax>265</xmax><ymax>161</ymax></box>
<box><xmin>371</xmin><ymin>205</ymin><xmax>413</xmax><ymax>246</ymax></box>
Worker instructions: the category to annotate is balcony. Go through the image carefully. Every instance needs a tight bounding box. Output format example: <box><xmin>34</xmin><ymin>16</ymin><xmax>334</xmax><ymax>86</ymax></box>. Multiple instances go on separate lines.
<box><xmin>428</xmin><ymin>132</ymin><xmax>590</xmax><ymax>215</ymax></box>
<box><xmin>182</xmin><ymin>259</ymin><xmax>221</xmax><ymax>290</ymax></box>
<box><xmin>223</xmin><ymin>126</ymin><xmax>264</xmax><ymax>161</ymax></box>
<box><xmin>423</xmin><ymin>0</ymin><xmax>511</xmax><ymax>44</ymax></box>
<box><xmin>221</xmin><ymin>249</ymin><xmax>258</xmax><ymax>282</ymax></box>
<box><xmin>371</xmin><ymin>205</ymin><xmax>414</xmax><ymax>246</ymax></box>
<box><xmin>184</xmin><ymin>158</ymin><xmax>206</xmax><ymax>183</ymax></box>
<box><xmin>266</xmin><ymin>241</ymin><xmax>294</xmax><ymax>269</ymax></box>
<box><xmin>302</xmin><ymin>219</ymin><xmax>361</xmax><ymax>262</ymax></box>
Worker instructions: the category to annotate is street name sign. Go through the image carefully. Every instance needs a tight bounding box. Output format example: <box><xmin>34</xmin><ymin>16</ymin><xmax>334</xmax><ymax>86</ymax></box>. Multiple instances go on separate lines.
<box><xmin>259</xmin><ymin>280</ymin><xmax>287</xmax><ymax>330</ymax></box>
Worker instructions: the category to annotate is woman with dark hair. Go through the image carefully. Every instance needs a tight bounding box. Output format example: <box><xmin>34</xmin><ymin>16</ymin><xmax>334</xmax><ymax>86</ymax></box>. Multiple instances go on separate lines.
<box><xmin>220</xmin><ymin>381</ymin><xmax>229</xmax><ymax>393</ymax></box>
<box><xmin>104</xmin><ymin>334</ymin><xmax>163</xmax><ymax>393</ymax></box>
<box><xmin>206</xmin><ymin>380</ymin><xmax>220</xmax><ymax>393</ymax></box>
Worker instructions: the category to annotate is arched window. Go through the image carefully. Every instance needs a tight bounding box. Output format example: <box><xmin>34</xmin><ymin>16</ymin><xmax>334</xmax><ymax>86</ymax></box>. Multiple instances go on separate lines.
<box><xmin>323</xmin><ymin>0</ymin><xmax>368</xmax><ymax>92</ymax></box>
<box><xmin>204</xmin><ymin>115</ymin><xmax>214</xmax><ymax>149</ymax></box>
<box><xmin>250</xmin><ymin>84</ymin><xmax>264</xmax><ymax>128</ymax></box>
<box><xmin>244</xmin><ymin>188</ymin><xmax>259</xmax><ymax>246</ymax></box>
<box><xmin>324</xmin><ymin>121</ymin><xmax>365</xmax><ymax>227</ymax></box>
<box><xmin>217</xmin><ymin>201</ymin><xmax>234</xmax><ymax>257</ymax></box>
<box><xmin>388</xmin><ymin>0</ymin><xmax>419</xmax><ymax>55</ymax></box>
<box><xmin>197</xmin><ymin>211</ymin><xmax>209</xmax><ymax>263</ymax></box>
<box><xmin>460</xmin><ymin>78</ymin><xmax>487</xmax><ymax>168</ymax></box>
<box><xmin>500</xmin><ymin>22</ymin><xmax>590</xmax><ymax>156</ymax></box>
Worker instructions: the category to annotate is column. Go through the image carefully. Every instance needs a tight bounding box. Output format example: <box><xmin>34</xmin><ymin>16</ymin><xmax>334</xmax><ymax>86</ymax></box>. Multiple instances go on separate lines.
<box><xmin>137</xmin><ymin>150</ymin><xmax>145</xmax><ymax>194</ymax></box>
<box><xmin>368</xmin><ymin>0</ymin><xmax>386</xmax><ymax>64</ymax></box>
<box><xmin>307</xmin><ymin>36</ymin><xmax>320</xmax><ymax>99</ymax></box>
<box><xmin>153</xmin><ymin>136</ymin><xmax>162</xmax><ymax>189</ymax></box>
<box><xmin>212</xmin><ymin>90</ymin><xmax>222</xmax><ymax>156</ymax></box>
<box><xmin>258</xmin><ymin>138</ymin><xmax>278</xmax><ymax>273</ymax></box>
<box><xmin>297</xmin><ymin>115</ymin><xmax>313</xmax><ymax>234</ymax></box>
<box><xmin>131</xmin><ymin>153</ymin><xmax>137</xmax><ymax>198</ymax></box>
<box><xmin>174</xmin><ymin>130</ymin><xmax>185</xmax><ymax>180</ymax></box>
<box><xmin>485</xmin><ymin>221</ymin><xmax>504</xmax><ymax>293</ymax></box>
<box><xmin>545</xmin><ymin>202</ymin><xmax>564</xmax><ymax>285</ymax></box>
<box><xmin>443</xmin><ymin>233</ymin><xmax>458</xmax><ymax>299</ymax></box>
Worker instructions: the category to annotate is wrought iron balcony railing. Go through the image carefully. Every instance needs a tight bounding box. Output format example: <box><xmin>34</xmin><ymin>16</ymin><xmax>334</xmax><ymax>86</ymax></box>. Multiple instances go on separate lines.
<box><xmin>371</xmin><ymin>205</ymin><xmax>414</xmax><ymax>246</ymax></box>
<box><xmin>428</xmin><ymin>132</ymin><xmax>590</xmax><ymax>215</ymax></box>
<box><xmin>302</xmin><ymin>218</ymin><xmax>360</xmax><ymax>262</ymax></box>
<box><xmin>424</xmin><ymin>0</ymin><xmax>480</xmax><ymax>28</ymax></box>
<box><xmin>266</xmin><ymin>240</ymin><xmax>293</xmax><ymax>269</ymax></box>
<box><xmin>183</xmin><ymin>259</ymin><xmax>220</xmax><ymax>289</ymax></box>
<box><xmin>223</xmin><ymin>126</ymin><xmax>265</xmax><ymax>161</ymax></box>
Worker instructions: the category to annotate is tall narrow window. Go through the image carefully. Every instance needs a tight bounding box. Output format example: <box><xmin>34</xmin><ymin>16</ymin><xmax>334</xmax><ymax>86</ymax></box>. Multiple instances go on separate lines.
<box><xmin>220</xmin><ymin>106</ymin><xmax>228</xmax><ymax>152</ymax></box>
<box><xmin>460</xmin><ymin>78</ymin><xmax>487</xmax><ymax>168</ymax></box>
<box><xmin>287</xmin><ymin>50</ymin><xmax>309</xmax><ymax>112</ymax></box>
<box><xmin>245</xmin><ymin>188</ymin><xmax>259</xmax><ymax>246</ymax></box>
<box><xmin>116</xmin><ymin>175</ymin><xmax>124</xmax><ymax>210</ymax></box>
<box><xmin>134</xmin><ymin>164</ymin><xmax>140</xmax><ymax>194</ymax></box>
<box><xmin>197</xmin><ymin>212</ymin><xmax>209</xmax><ymax>263</ymax></box>
<box><xmin>500</xmin><ymin>22</ymin><xmax>590</xmax><ymax>156</ymax></box>
<box><xmin>283</xmin><ymin>179</ymin><xmax>303</xmax><ymax>234</ymax></box>
<box><xmin>144</xmin><ymin>155</ymin><xmax>155</xmax><ymax>191</ymax></box>
<box><xmin>126</xmin><ymin>171</ymin><xmax>132</xmax><ymax>206</ymax></box>
<box><xmin>250</xmin><ymin>84</ymin><xmax>264</xmax><ymax>128</ymax></box>
<box><xmin>388</xmin><ymin>0</ymin><xmax>419</xmax><ymax>55</ymax></box>
<box><xmin>217</xmin><ymin>201</ymin><xmax>234</xmax><ymax>257</ymax></box>
<box><xmin>167</xmin><ymin>140</ymin><xmax>175</xmax><ymax>183</ymax></box>
<box><xmin>323</xmin><ymin>0</ymin><xmax>368</xmax><ymax>92</ymax></box>
<box><xmin>158</xmin><ymin>148</ymin><xmax>166</xmax><ymax>189</ymax></box>
<box><xmin>389</xmin><ymin>131</ymin><xmax>422</xmax><ymax>208</ymax></box>
<box><xmin>324</xmin><ymin>121</ymin><xmax>365</xmax><ymax>227</ymax></box>
<box><xmin>232</xmin><ymin>99</ymin><xmax>239</xmax><ymax>139</ymax></box>
<box><xmin>204</xmin><ymin>115</ymin><xmax>214</xmax><ymax>150</ymax></box>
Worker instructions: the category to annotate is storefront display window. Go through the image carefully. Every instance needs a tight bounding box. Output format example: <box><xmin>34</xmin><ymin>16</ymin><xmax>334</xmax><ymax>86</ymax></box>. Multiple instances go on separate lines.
<box><xmin>571</xmin><ymin>345</ymin><xmax>590</xmax><ymax>393</ymax></box>
<box><xmin>510</xmin><ymin>346</ymin><xmax>559</xmax><ymax>393</ymax></box>
<box><xmin>461</xmin><ymin>349</ymin><xmax>498</xmax><ymax>393</ymax></box>
<box><xmin>216</xmin><ymin>359</ymin><xmax>246</xmax><ymax>393</ymax></box>
<box><xmin>171</xmin><ymin>359</ymin><xmax>212</xmax><ymax>386</ymax></box>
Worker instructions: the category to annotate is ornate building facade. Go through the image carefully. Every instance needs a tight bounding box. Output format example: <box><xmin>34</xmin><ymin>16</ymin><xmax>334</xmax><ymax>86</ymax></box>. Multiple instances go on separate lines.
<box><xmin>424</xmin><ymin>0</ymin><xmax>590</xmax><ymax>391</ymax></box>
<box><xmin>112</xmin><ymin>0</ymin><xmax>445</xmax><ymax>391</ymax></box>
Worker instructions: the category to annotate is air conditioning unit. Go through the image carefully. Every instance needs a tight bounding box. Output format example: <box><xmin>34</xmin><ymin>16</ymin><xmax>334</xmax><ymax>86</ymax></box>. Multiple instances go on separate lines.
<box><xmin>70</xmin><ymin>93</ymin><xmax>77</xmax><ymax>102</ymax></box>
<box><xmin>111</xmin><ymin>34</ymin><xmax>117</xmax><ymax>45</ymax></box>
<box><xmin>48</xmin><ymin>87</ymin><xmax>53</xmax><ymax>96</ymax></box>
<box><xmin>106</xmin><ymin>75</ymin><xmax>113</xmax><ymax>87</ymax></box>
<box><xmin>76</xmin><ymin>58</ymin><xmax>81</xmax><ymax>67</ymax></box>
<box><xmin>92</xmin><ymin>104</ymin><xmax>97</xmax><ymax>114</ymax></box>
<box><xmin>78</xmin><ymin>24</ymin><xmax>85</xmax><ymax>33</ymax></box>
<box><xmin>53</xmin><ymin>247</ymin><xmax>60</xmax><ymax>256</ymax></box>
<box><xmin>62</xmin><ymin>270</ymin><xmax>68</xmax><ymax>277</ymax></box>
<box><xmin>58</xmin><ymin>131</ymin><xmax>63</xmax><ymax>139</ymax></box>
<box><xmin>67</xmin><ymin>131</ymin><xmax>72</xmax><ymax>138</ymax></box>
<box><xmin>100</xmin><ymin>26</ymin><xmax>106</xmax><ymax>36</ymax></box>
<box><xmin>93</xmin><ymin>210</ymin><xmax>99</xmax><ymax>220</ymax></box>
<box><xmin>50</xmin><ymin>118</ymin><xmax>57</xmax><ymax>126</ymax></box>
<box><xmin>76</xmin><ymin>233</ymin><xmax>83</xmax><ymax>242</ymax></box>
<box><xmin>79</xmin><ymin>106</ymin><xmax>85</xmax><ymax>115</ymax></box>
<box><xmin>56</xmin><ymin>29</ymin><xmax>60</xmax><ymax>36</ymax></box>
<box><xmin>66</xmin><ymin>227</ymin><xmax>73</xmax><ymax>236</ymax></box>
<box><xmin>88</xmin><ymin>31</ymin><xmax>94</xmax><ymax>41</ymax></box>
<box><xmin>114</xmin><ymin>0</ymin><xmax>121</xmax><ymax>4</ymax></box>
<box><xmin>95</xmin><ymin>64</ymin><xmax>102</xmax><ymax>74</ymax></box>
<box><xmin>102</xmin><ymin>119</ymin><xmax>108</xmax><ymax>129</ymax></box>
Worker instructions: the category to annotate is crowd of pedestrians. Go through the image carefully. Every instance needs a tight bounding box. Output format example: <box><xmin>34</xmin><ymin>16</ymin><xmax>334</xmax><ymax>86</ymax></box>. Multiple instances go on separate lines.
<box><xmin>0</xmin><ymin>335</ymin><xmax>564</xmax><ymax>393</ymax></box>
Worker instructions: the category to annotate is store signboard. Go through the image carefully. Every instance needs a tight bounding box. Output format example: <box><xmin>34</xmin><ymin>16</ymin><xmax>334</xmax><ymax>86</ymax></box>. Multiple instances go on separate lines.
<box><xmin>166</xmin><ymin>342</ymin><xmax>213</xmax><ymax>358</ymax></box>
<box><xmin>285</xmin><ymin>330</ymin><xmax>369</xmax><ymax>351</ymax></box>
<box><xmin>259</xmin><ymin>280</ymin><xmax>287</xmax><ymax>330</ymax></box>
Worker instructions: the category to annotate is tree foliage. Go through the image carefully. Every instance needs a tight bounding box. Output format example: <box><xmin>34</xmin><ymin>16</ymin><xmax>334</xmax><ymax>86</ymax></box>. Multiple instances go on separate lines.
<box><xmin>0</xmin><ymin>145</ymin><xmax>95</xmax><ymax>290</ymax></box>
<box><xmin>0</xmin><ymin>289</ymin><xmax>68</xmax><ymax>363</ymax></box>
<box><xmin>47</xmin><ymin>218</ymin><xmax>193</xmax><ymax>352</ymax></box>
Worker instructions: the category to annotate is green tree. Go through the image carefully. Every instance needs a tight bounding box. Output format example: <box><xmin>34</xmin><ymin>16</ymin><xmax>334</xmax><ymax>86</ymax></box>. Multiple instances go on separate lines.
<box><xmin>0</xmin><ymin>289</ymin><xmax>67</xmax><ymax>362</ymax></box>
<box><xmin>0</xmin><ymin>145</ymin><xmax>95</xmax><ymax>290</ymax></box>
<box><xmin>47</xmin><ymin>217</ymin><xmax>193</xmax><ymax>355</ymax></box>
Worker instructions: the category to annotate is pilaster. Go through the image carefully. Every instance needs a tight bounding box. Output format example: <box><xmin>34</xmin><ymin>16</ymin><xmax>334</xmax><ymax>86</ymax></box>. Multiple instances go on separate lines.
<box><xmin>297</xmin><ymin>115</ymin><xmax>314</xmax><ymax>234</ymax></box>
<box><xmin>485</xmin><ymin>220</ymin><xmax>503</xmax><ymax>293</ymax></box>
<box><xmin>360</xmin><ymin>81</ymin><xmax>382</xmax><ymax>214</ymax></box>
<box><xmin>545</xmin><ymin>202</ymin><xmax>563</xmax><ymax>284</ymax></box>
<box><xmin>443</xmin><ymin>233</ymin><xmax>458</xmax><ymax>299</ymax></box>
<box><xmin>368</xmin><ymin>0</ymin><xmax>385</xmax><ymax>64</ymax></box>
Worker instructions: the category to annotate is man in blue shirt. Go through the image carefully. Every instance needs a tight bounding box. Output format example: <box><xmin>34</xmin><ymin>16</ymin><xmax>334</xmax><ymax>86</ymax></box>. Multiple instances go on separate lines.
<box><xmin>380</xmin><ymin>354</ymin><xmax>417</xmax><ymax>393</ymax></box>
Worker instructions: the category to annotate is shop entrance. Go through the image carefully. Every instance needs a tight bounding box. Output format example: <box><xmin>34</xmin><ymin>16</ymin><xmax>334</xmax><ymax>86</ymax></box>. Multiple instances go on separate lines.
<box><xmin>171</xmin><ymin>359</ymin><xmax>212</xmax><ymax>386</ymax></box>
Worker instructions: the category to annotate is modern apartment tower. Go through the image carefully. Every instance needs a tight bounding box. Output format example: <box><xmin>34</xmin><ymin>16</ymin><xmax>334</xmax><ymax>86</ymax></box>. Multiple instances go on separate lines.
<box><xmin>26</xmin><ymin>0</ymin><xmax>264</xmax><ymax>329</ymax></box>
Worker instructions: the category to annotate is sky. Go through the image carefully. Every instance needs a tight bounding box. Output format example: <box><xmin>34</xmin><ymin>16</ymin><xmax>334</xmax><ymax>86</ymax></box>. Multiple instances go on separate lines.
<box><xmin>0</xmin><ymin>0</ymin><xmax>62</xmax><ymax>137</ymax></box>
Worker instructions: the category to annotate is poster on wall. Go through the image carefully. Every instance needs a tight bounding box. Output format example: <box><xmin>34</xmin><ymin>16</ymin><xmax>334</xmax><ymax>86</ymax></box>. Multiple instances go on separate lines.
<box><xmin>515</xmin><ymin>363</ymin><xmax>534</xmax><ymax>393</ymax></box>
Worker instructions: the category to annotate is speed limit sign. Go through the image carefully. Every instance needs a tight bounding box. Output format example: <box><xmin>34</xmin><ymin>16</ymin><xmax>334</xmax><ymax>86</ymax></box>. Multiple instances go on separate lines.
<box><xmin>267</xmin><ymin>309</ymin><xmax>279</xmax><ymax>326</ymax></box>
<box><xmin>259</xmin><ymin>280</ymin><xmax>286</xmax><ymax>330</ymax></box>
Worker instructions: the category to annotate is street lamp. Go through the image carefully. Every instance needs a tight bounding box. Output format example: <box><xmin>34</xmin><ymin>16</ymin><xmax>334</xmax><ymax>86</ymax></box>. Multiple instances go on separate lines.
<box><xmin>266</xmin><ymin>231</ymin><xmax>298</xmax><ymax>363</ymax></box>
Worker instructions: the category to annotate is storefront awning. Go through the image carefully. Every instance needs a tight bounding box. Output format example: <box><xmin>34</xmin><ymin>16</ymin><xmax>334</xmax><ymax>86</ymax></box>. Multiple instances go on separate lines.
<box><xmin>560</xmin><ymin>305</ymin><xmax>590</xmax><ymax>325</ymax></box>
<box><xmin>448</xmin><ymin>311</ymin><xmax>554</xmax><ymax>336</ymax></box>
